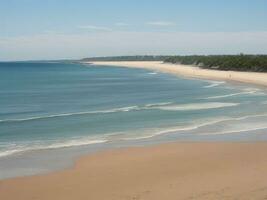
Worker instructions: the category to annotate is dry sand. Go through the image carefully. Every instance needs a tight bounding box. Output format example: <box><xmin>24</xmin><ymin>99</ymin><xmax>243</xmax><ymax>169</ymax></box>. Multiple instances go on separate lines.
<box><xmin>89</xmin><ymin>61</ymin><xmax>267</xmax><ymax>87</ymax></box>
<box><xmin>1</xmin><ymin>142</ymin><xmax>267</xmax><ymax>200</ymax></box>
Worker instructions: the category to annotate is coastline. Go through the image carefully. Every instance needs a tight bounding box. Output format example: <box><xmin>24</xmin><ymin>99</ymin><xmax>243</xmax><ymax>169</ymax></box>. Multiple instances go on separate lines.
<box><xmin>88</xmin><ymin>61</ymin><xmax>267</xmax><ymax>87</ymax></box>
<box><xmin>1</xmin><ymin>142</ymin><xmax>267</xmax><ymax>199</ymax></box>
<box><xmin>1</xmin><ymin>61</ymin><xmax>267</xmax><ymax>199</ymax></box>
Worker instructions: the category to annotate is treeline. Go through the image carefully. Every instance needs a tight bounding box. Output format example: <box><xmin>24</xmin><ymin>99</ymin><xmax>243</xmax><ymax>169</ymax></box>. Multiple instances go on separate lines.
<box><xmin>81</xmin><ymin>54</ymin><xmax>267</xmax><ymax>72</ymax></box>
<box><xmin>81</xmin><ymin>55</ymin><xmax>169</xmax><ymax>62</ymax></box>
<box><xmin>164</xmin><ymin>55</ymin><xmax>267</xmax><ymax>72</ymax></box>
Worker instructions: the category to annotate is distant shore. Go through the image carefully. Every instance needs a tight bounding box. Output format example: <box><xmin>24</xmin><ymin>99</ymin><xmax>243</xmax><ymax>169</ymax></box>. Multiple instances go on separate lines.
<box><xmin>88</xmin><ymin>61</ymin><xmax>267</xmax><ymax>87</ymax></box>
<box><xmin>1</xmin><ymin>142</ymin><xmax>267</xmax><ymax>199</ymax></box>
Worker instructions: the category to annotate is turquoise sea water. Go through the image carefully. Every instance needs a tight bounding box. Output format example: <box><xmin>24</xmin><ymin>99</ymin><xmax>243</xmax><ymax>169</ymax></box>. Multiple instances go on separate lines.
<box><xmin>1</xmin><ymin>62</ymin><xmax>267</xmax><ymax>178</ymax></box>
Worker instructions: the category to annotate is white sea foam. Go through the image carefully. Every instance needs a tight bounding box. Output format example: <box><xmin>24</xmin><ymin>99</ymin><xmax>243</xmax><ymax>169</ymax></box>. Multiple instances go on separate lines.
<box><xmin>0</xmin><ymin>102</ymin><xmax>241</xmax><ymax>123</ymax></box>
<box><xmin>45</xmin><ymin>139</ymin><xmax>107</xmax><ymax>149</ymax></box>
<box><xmin>168</xmin><ymin>114</ymin><xmax>267</xmax><ymax>136</ymax></box>
<box><xmin>147</xmin><ymin>72</ymin><xmax>158</xmax><ymax>75</ymax></box>
<box><xmin>155</xmin><ymin>102</ymin><xmax>239</xmax><ymax>111</ymax></box>
<box><xmin>203</xmin><ymin>88</ymin><xmax>266</xmax><ymax>99</ymax></box>
<box><xmin>203</xmin><ymin>81</ymin><xmax>225</xmax><ymax>88</ymax></box>
<box><xmin>0</xmin><ymin>106</ymin><xmax>143</xmax><ymax>123</ymax></box>
<box><xmin>0</xmin><ymin>149</ymin><xmax>24</xmax><ymax>158</ymax></box>
<box><xmin>120</xmin><ymin>118</ymin><xmax>235</xmax><ymax>141</ymax></box>
<box><xmin>2</xmin><ymin>112</ymin><xmax>267</xmax><ymax>158</ymax></box>
<box><xmin>242</xmin><ymin>87</ymin><xmax>267</xmax><ymax>95</ymax></box>
<box><xmin>0</xmin><ymin>118</ymin><xmax>230</xmax><ymax>157</ymax></box>
<box><xmin>123</xmin><ymin>112</ymin><xmax>267</xmax><ymax>139</ymax></box>
<box><xmin>200</xmin><ymin>125</ymin><xmax>267</xmax><ymax>136</ymax></box>
<box><xmin>204</xmin><ymin>92</ymin><xmax>254</xmax><ymax>99</ymax></box>
<box><xmin>0</xmin><ymin>139</ymin><xmax>107</xmax><ymax>158</ymax></box>
<box><xmin>194</xmin><ymin>113</ymin><xmax>267</xmax><ymax>135</ymax></box>
<box><xmin>145</xmin><ymin>102</ymin><xmax>173</xmax><ymax>107</ymax></box>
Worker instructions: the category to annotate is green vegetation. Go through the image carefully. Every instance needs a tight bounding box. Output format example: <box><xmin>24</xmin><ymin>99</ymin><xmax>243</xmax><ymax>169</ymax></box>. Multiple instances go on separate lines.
<box><xmin>164</xmin><ymin>55</ymin><xmax>267</xmax><ymax>72</ymax></box>
<box><xmin>81</xmin><ymin>55</ymin><xmax>169</xmax><ymax>62</ymax></box>
<box><xmin>81</xmin><ymin>54</ymin><xmax>267</xmax><ymax>72</ymax></box>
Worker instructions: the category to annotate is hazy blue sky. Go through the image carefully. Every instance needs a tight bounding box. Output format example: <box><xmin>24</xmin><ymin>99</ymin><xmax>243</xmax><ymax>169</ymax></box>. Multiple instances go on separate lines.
<box><xmin>1</xmin><ymin>0</ymin><xmax>267</xmax><ymax>60</ymax></box>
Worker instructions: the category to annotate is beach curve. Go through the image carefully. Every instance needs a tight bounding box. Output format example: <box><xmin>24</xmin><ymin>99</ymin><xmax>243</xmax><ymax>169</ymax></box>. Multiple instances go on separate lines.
<box><xmin>88</xmin><ymin>61</ymin><xmax>267</xmax><ymax>87</ymax></box>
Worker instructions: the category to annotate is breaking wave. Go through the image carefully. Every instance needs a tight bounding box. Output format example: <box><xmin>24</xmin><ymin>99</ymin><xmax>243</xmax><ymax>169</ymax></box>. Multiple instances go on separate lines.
<box><xmin>1</xmin><ymin>112</ymin><xmax>267</xmax><ymax>158</ymax></box>
<box><xmin>0</xmin><ymin>102</ymin><xmax>239</xmax><ymax>123</ymax></box>
<box><xmin>203</xmin><ymin>88</ymin><xmax>266</xmax><ymax>99</ymax></box>
<box><xmin>203</xmin><ymin>81</ymin><xmax>225</xmax><ymax>88</ymax></box>
<box><xmin>155</xmin><ymin>102</ymin><xmax>239</xmax><ymax>111</ymax></box>
<box><xmin>0</xmin><ymin>139</ymin><xmax>107</xmax><ymax>158</ymax></box>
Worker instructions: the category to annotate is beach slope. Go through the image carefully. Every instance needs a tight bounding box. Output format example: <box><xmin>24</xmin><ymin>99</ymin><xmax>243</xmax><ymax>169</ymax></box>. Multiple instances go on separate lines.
<box><xmin>1</xmin><ymin>142</ymin><xmax>267</xmax><ymax>200</ymax></box>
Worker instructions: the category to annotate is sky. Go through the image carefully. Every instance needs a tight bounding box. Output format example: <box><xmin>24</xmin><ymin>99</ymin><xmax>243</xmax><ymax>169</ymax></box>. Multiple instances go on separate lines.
<box><xmin>1</xmin><ymin>0</ymin><xmax>267</xmax><ymax>61</ymax></box>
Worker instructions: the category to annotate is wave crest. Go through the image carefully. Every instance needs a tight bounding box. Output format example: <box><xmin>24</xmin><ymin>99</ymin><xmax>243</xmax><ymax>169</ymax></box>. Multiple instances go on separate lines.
<box><xmin>0</xmin><ymin>106</ymin><xmax>143</xmax><ymax>123</ymax></box>
<box><xmin>204</xmin><ymin>88</ymin><xmax>266</xmax><ymax>99</ymax></box>
<box><xmin>1</xmin><ymin>112</ymin><xmax>267</xmax><ymax>158</ymax></box>
<box><xmin>203</xmin><ymin>81</ymin><xmax>225</xmax><ymax>88</ymax></box>
<box><xmin>156</xmin><ymin>102</ymin><xmax>239</xmax><ymax>111</ymax></box>
<box><xmin>0</xmin><ymin>102</ymin><xmax>240</xmax><ymax>123</ymax></box>
<box><xmin>0</xmin><ymin>139</ymin><xmax>107</xmax><ymax>158</ymax></box>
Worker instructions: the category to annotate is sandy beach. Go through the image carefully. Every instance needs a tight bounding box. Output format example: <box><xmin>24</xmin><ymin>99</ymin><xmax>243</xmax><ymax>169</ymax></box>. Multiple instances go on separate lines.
<box><xmin>1</xmin><ymin>142</ymin><xmax>267</xmax><ymax>200</ymax></box>
<box><xmin>2</xmin><ymin>0</ymin><xmax>267</xmax><ymax>199</ymax></box>
<box><xmin>89</xmin><ymin>61</ymin><xmax>267</xmax><ymax>87</ymax></box>
<box><xmin>1</xmin><ymin>61</ymin><xmax>267</xmax><ymax>200</ymax></box>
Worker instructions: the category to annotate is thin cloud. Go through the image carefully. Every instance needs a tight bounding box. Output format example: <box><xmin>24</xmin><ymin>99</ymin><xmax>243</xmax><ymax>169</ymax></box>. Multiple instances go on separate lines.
<box><xmin>1</xmin><ymin>31</ymin><xmax>267</xmax><ymax>61</ymax></box>
<box><xmin>78</xmin><ymin>25</ymin><xmax>112</xmax><ymax>31</ymax></box>
<box><xmin>147</xmin><ymin>21</ymin><xmax>176</xmax><ymax>26</ymax></box>
<box><xmin>115</xmin><ymin>22</ymin><xmax>129</xmax><ymax>26</ymax></box>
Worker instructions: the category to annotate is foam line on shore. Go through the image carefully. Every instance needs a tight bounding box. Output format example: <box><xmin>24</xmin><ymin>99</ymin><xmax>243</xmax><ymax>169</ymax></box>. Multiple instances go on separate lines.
<box><xmin>0</xmin><ymin>102</ymin><xmax>238</xmax><ymax>123</ymax></box>
<box><xmin>1</xmin><ymin>112</ymin><xmax>267</xmax><ymax>158</ymax></box>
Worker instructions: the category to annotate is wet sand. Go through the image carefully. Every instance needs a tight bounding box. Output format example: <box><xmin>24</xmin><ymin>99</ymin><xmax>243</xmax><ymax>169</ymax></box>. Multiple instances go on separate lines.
<box><xmin>1</xmin><ymin>142</ymin><xmax>267</xmax><ymax>200</ymax></box>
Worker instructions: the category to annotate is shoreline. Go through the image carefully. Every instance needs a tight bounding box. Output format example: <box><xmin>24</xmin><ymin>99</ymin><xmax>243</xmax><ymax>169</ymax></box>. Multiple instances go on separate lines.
<box><xmin>87</xmin><ymin>61</ymin><xmax>267</xmax><ymax>87</ymax></box>
<box><xmin>1</xmin><ymin>61</ymin><xmax>267</xmax><ymax>199</ymax></box>
<box><xmin>1</xmin><ymin>142</ymin><xmax>267</xmax><ymax>199</ymax></box>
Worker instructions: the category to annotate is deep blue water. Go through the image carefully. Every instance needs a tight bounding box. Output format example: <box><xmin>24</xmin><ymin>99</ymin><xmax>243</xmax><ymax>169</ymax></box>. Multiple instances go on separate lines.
<box><xmin>1</xmin><ymin>61</ymin><xmax>267</xmax><ymax>160</ymax></box>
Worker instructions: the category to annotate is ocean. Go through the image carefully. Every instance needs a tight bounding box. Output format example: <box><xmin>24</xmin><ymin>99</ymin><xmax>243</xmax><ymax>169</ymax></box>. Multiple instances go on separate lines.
<box><xmin>1</xmin><ymin>61</ymin><xmax>267</xmax><ymax>179</ymax></box>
